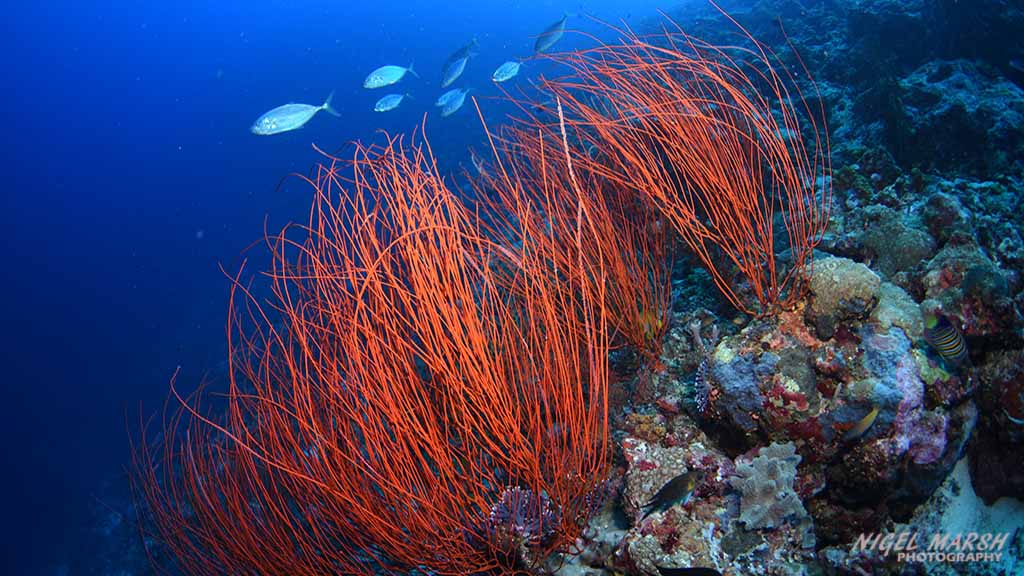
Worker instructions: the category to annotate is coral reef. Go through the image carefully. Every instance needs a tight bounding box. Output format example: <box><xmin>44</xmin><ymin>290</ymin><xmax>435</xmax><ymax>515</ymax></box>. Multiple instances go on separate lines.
<box><xmin>100</xmin><ymin>2</ymin><xmax>1024</xmax><ymax>575</ymax></box>
<box><xmin>806</xmin><ymin>256</ymin><xmax>882</xmax><ymax>339</ymax></box>
<box><xmin>898</xmin><ymin>60</ymin><xmax>1024</xmax><ymax>176</ymax></box>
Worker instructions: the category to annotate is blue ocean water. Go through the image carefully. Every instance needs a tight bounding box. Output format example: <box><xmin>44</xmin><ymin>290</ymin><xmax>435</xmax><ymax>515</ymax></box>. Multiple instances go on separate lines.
<box><xmin>2</xmin><ymin>1</ymin><xmax>671</xmax><ymax>573</ymax></box>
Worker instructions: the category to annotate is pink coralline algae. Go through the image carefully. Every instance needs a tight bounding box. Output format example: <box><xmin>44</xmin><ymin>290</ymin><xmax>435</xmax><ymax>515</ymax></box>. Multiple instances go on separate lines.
<box><xmin>906</xmin><ymin>411</ymin><xmax>949</xmax><ymax>465</ymax></box>
<box><xmin>868</xmin><ymin>328</ymin><xmax>948</xmax><ymax>465</ymax></box>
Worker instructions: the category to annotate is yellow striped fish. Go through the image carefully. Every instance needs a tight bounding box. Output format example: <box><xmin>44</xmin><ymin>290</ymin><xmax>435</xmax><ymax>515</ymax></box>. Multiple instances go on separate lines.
<box><xmin>843</xmin><ymin>405</ymin><xmax>879</xmax><ymax>441</ymax></box>
<box><xmin>924</xmin><ymin>311</ymin><xmax>968</xmax><ymax>365</ymax></box>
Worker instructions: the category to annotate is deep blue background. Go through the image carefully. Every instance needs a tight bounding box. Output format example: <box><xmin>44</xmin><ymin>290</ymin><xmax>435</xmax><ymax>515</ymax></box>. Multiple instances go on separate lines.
<box><xmin>2</xmin><ymin>0</ymin><xmax>677</xmax><ymax>573</ymax></box>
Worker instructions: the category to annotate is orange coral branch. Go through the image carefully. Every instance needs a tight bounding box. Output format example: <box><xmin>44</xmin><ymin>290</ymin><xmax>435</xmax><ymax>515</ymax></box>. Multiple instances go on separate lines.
<box><xmin>134</xmin><ymin>129</ymin><xmax>611</xmax><ymax>575</ymax></box>
<box><xmin>467</xmin><ymin>97</ymin><xmax>673</xmax><ymax>364</ymax></box>
<box><xmin>535</xmin><ymin>15</ymin><xmax>831</xmax><ymax>315</ymax></box>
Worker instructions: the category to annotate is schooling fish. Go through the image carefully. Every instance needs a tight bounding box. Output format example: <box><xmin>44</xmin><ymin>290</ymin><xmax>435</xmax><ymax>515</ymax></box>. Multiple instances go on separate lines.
<box><xmin>445</xmin><ymin>38</ymin><xmax>479</xmax><ymax>66</ymax></box>
<box><xmin>441</xmin><ymin>38</ymin><xmax>479</xmax><ymax>88</ymax></box>
<box><xmin>492</xmin><ymin>60</ymin><xmax>523</xmax><ymax>83</ymax></box>
<box><xmin>364</xmin><ymin>63</ymin><xmax>418</xmax><ymax>89</ymax></box>
<box><xmin>534</xmin><ymin>13</ymin><xmax>569</xmax><ymax>54</ymax></box>
<box><xmin>435</xmin><ymin>87</ymin><xmax>463</xmax><ymax>107</ymax></box>
<box><xmin>440</xmin><ymin>88</ymin><xmax>471</xmax><ymax>117</ymax></box>
<box><xmin>373</xmin><ymin>93</ymin><xmax>411</xmax><ymax>112</ymax></box>
<box><xmin>250</xmin><ymin>91</ymin><xmax>339</xmax><ymax>135</ymax></box>
<box><xmin>923</xmin><ymin>310</ymin><xmax>968</xmax><ymax>365</ymax></box>
<box><xmin>657</xmin><ymin>568</ymin><xmax>723</xmax><ymax>576</ymax></box>
<box><xmin>642</xmin><ymin>469</ymin><xmax>705</xmax><ymax>519</ymax></box>
<box><xmin>441</xmin><ymin>57</ymin><xmax>470</xmax><ymax>88</ymax></box>
<box><xmin>842</xmin><ymin>405</ymin><xmax>879</xmax><ymax>442</ymax></box>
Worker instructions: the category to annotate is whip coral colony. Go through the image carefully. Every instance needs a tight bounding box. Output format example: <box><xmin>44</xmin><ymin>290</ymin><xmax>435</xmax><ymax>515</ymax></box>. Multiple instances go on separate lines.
<box><xmin>134</xmin><ymin>12</ymin><xmax>832</xmax><ymax>575</ymax></box>
<box><xmin>533</xmin><ymin>17</ymin><xmax>831</xmax><ymax>315</ymax></box>
<box><xmin>134</xmin><ymin>133</ymin><xmax>612</xmax><ymax>575</ymax></box>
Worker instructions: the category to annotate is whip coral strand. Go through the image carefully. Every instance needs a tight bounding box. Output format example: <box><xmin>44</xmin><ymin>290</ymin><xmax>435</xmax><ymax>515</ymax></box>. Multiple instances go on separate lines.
<box><xmin>467</xmin><ymin>98</ymin><xmax>673</xmax><ymax>364</ymax></box>
<box><xmin>535</xmin><ymin>14</ymin><xmax>831</xmax><ymax>315</ymax></box>
<box><xmin>134</xmin><ymin>129</ymin><xmax>610</xmax><ymax>575</ymax></box>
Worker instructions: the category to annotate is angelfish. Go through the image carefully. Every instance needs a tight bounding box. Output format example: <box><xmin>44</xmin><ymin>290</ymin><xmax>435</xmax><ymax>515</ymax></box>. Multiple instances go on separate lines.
<box><xmin>923</xmin><ymin>310</ymin><xmax>968</xmax><ymax>365</ymax></box>
<box><xmin>250</xmin><ymin>92</ymin><xmax>340</xmax><ymax>135</ymax></box>
<box><xmin>641</xmin><ymin>468</ymin><xmax>705</xmax><ymax>519</ymax></box>
<box><xmin>534</xmin><ymin>13</ymin><xmax>569</xmax><ymax>54</ymax></box>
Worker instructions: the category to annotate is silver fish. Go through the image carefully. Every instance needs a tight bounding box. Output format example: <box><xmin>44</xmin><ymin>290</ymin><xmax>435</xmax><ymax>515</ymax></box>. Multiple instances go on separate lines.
<box><xmin>492</xmin><ymin>60</ymin><xmax>522</xmax><ymax>83</ymax></box>
<box><xmin>441</xmin><ymin>57</ymin><xmax>469</xmax><ymax>88</ymax></box>
<box><xmin>534</xmin><ymin>14</ymin><xmax>569</xmax><ymax>54</ymax></box>
<box><xmin>441</xmin><ymin>38</ymin><xmax>478</xmax><ymax>88</ymax></box>
<box><xmin>250</xmin><ymin>92</ymin><xmax>339</xmax><ymax>135</ymax></box>
<box><xmin>440</xmin><ymin>88</ymin><xmax>471</xmax><ymax>117</ymax></box>
<box><xmin>435</xmin><ymin>88</ymin><xmax>463</xmax><ymax>107</ymax></box>
<box><xmin>446</xmin><ymin>38</ymin><xmax>479</xmax><ymax>65</ymax></box>
<box><xmin>374</xmin><ymin>93</ymin><xmax>410</xmax><ymax>112</ymax></box>
<box><xmin>364</xmin><ymin>63</ymin><xmax>418</xmax><ymax>89</ymax></box>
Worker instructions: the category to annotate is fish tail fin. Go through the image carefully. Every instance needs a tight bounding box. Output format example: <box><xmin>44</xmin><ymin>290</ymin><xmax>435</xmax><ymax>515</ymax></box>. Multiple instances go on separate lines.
<box><xmin>640</xmin><ymin>504</ymin><xmax>656</xmax><ymax>520</ymax></box>
<box><xmin>407</xmin><ymin>61</ymin><xmax>420</xmax><ymax>79</ymax></box>
<box><xmin>322</xmin><ymin>90</ymin><xmax>341</xmax><ymax>117</ymax></box>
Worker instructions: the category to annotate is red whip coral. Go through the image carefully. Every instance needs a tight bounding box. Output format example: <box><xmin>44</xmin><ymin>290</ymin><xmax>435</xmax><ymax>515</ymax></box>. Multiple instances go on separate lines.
<box><xmin>133</xmin><ymin>131</ymin><xmax>611</xmax><ymax>575</ymax></box>
<box><xmin>535</xmin><ymin>14</ymin><xmax>832</xmax><ymax>315</ymax></box>
<box><xmin>468</xmin><ymin>113</ymin><xmax>673</xmax><ymax>364</ymax></box>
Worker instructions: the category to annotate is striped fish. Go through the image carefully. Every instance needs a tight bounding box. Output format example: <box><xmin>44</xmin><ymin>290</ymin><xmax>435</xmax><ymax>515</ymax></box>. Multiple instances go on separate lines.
<box><xmin>924</xmin><ymin>312</ymin><xmax>968</xmax><ymax>365</ymax></box>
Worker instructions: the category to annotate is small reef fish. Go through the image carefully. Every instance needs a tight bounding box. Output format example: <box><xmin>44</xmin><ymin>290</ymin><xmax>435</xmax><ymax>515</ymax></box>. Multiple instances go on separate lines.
<box><xmin>657</xmin><ymin>568</ymin><xmax>723</xmax><ymax>576</ymax></box>
<box><xmin>373</xmin><ymin>93</ymin><xmax>411</xmax><ymax>112</ymax></box>
<box><xmin>441</xmin><ymin>38</ymin><xmax>479</xmax><ymax>88</ymax></box>
<box><xmin>364</xmin><ymin>63</ymin><xmax>418</xmax><ymax>89</ymax></box>
<box><xmin>923</xmin><ymin>310</ymin><xmax>968</xmax><ymax>365</ymax></box>
<box><xmin>492</xmin><ymin>60</ymin><xmax>522</xmax><ymax>83</ymax></box>
<box><xmin>842</xmin><ymin>405</ymin><xmax>879</xmax><ymax>441</ymax></box>
<box><xmin>440</xmin><ymin>88</ymin><xmax>471</xmax><ymax>117</ymax></box>
<box><xmin>250</xmin><ymin>92</ymin><xmax>339</xmax><ymax>135</ymax></box>
<box><xmin>534</xmin><ymin>13</ymin><xmax>569</xmax><ymax>54</ymax></box>
<box><xmin>642</xmin><ymin>469</ymin><xmax>704</xmax><ymax>519</ymax></box>
<box><xmin>469</xmin><ymin>148</ymin><xmax>488</xmax><ymax>177</ymax></box>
